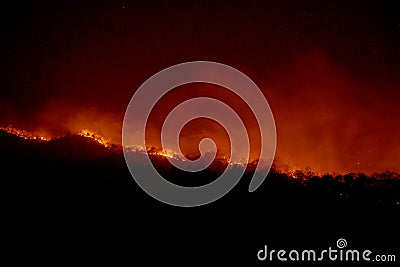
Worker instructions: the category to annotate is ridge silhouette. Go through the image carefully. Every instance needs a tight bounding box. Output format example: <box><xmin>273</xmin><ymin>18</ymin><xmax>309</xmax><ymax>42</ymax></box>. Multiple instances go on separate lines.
<box><xmin>2</xmin><ymin>129</ymin><xmax>399</xmax><ymax>265</ymax></box>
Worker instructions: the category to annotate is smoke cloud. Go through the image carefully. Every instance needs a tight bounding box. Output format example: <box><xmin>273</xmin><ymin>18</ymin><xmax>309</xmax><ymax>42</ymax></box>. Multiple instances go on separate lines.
<box><xmin>2</xmin><ymin>49</ymin><xmax>399</xmax><ymax>175</ymax></box>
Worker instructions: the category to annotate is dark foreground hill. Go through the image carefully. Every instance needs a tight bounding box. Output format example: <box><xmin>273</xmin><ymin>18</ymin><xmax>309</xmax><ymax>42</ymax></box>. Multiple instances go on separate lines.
<box><xmin>1</xmin><ymin>131</ymin><xmax>399</xmax><ymax>265</ymax></box>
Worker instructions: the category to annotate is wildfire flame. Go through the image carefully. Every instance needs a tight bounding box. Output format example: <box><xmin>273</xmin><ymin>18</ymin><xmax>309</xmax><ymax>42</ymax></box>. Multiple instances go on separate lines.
<box><xmin>0</xmin><ymin>125</ymin><xmax>50</xmax><ymax>141</ymax></box>
<box><xmin>150</xmin><ymin>151</ymin><xmax>176</xmax><ymax>159</ymax></box>
<box><xmin>0</xmin><ymin>125</ymin><xmax>115</xmax><ymax>148</ymax></box>
<box><xmin>78</xmin><ymin>129</ymin><xmax>113</xmax><ymax>148</ymax></box>
<box><xmin>145</xmin><ymin>147</ymin><xmax>182</xmax><ymax>160</ymax></box>
<box><xmin>0</xmin><ymin>125</ymin><xmax>310</xmax><ymax>174</ymax></box>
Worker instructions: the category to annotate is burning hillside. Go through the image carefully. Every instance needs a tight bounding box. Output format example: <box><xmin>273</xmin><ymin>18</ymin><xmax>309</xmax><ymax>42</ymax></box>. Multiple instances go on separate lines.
<box><xmin>0</xmin><ymin>125</ymin><xmax>115</xmax><ymax>148</ymax></box>
<box><xmin>1</xmin><ymin>124</ymin><xmax>399</xmax><ymax>178</ymax></box>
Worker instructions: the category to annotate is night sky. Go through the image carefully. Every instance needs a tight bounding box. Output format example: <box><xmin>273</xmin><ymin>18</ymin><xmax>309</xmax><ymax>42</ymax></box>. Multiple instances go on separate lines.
<box><xmin>1</xmin><ymin>0</ymin><xmax>400</xmax><ymax>174</ymax></box>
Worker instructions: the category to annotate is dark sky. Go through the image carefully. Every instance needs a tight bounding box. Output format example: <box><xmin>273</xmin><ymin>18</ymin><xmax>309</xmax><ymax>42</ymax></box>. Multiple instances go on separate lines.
<box><xmin>1</xmin><ymin>0</ymin><xmax>400</xmax><ymax>173</ymax></box>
